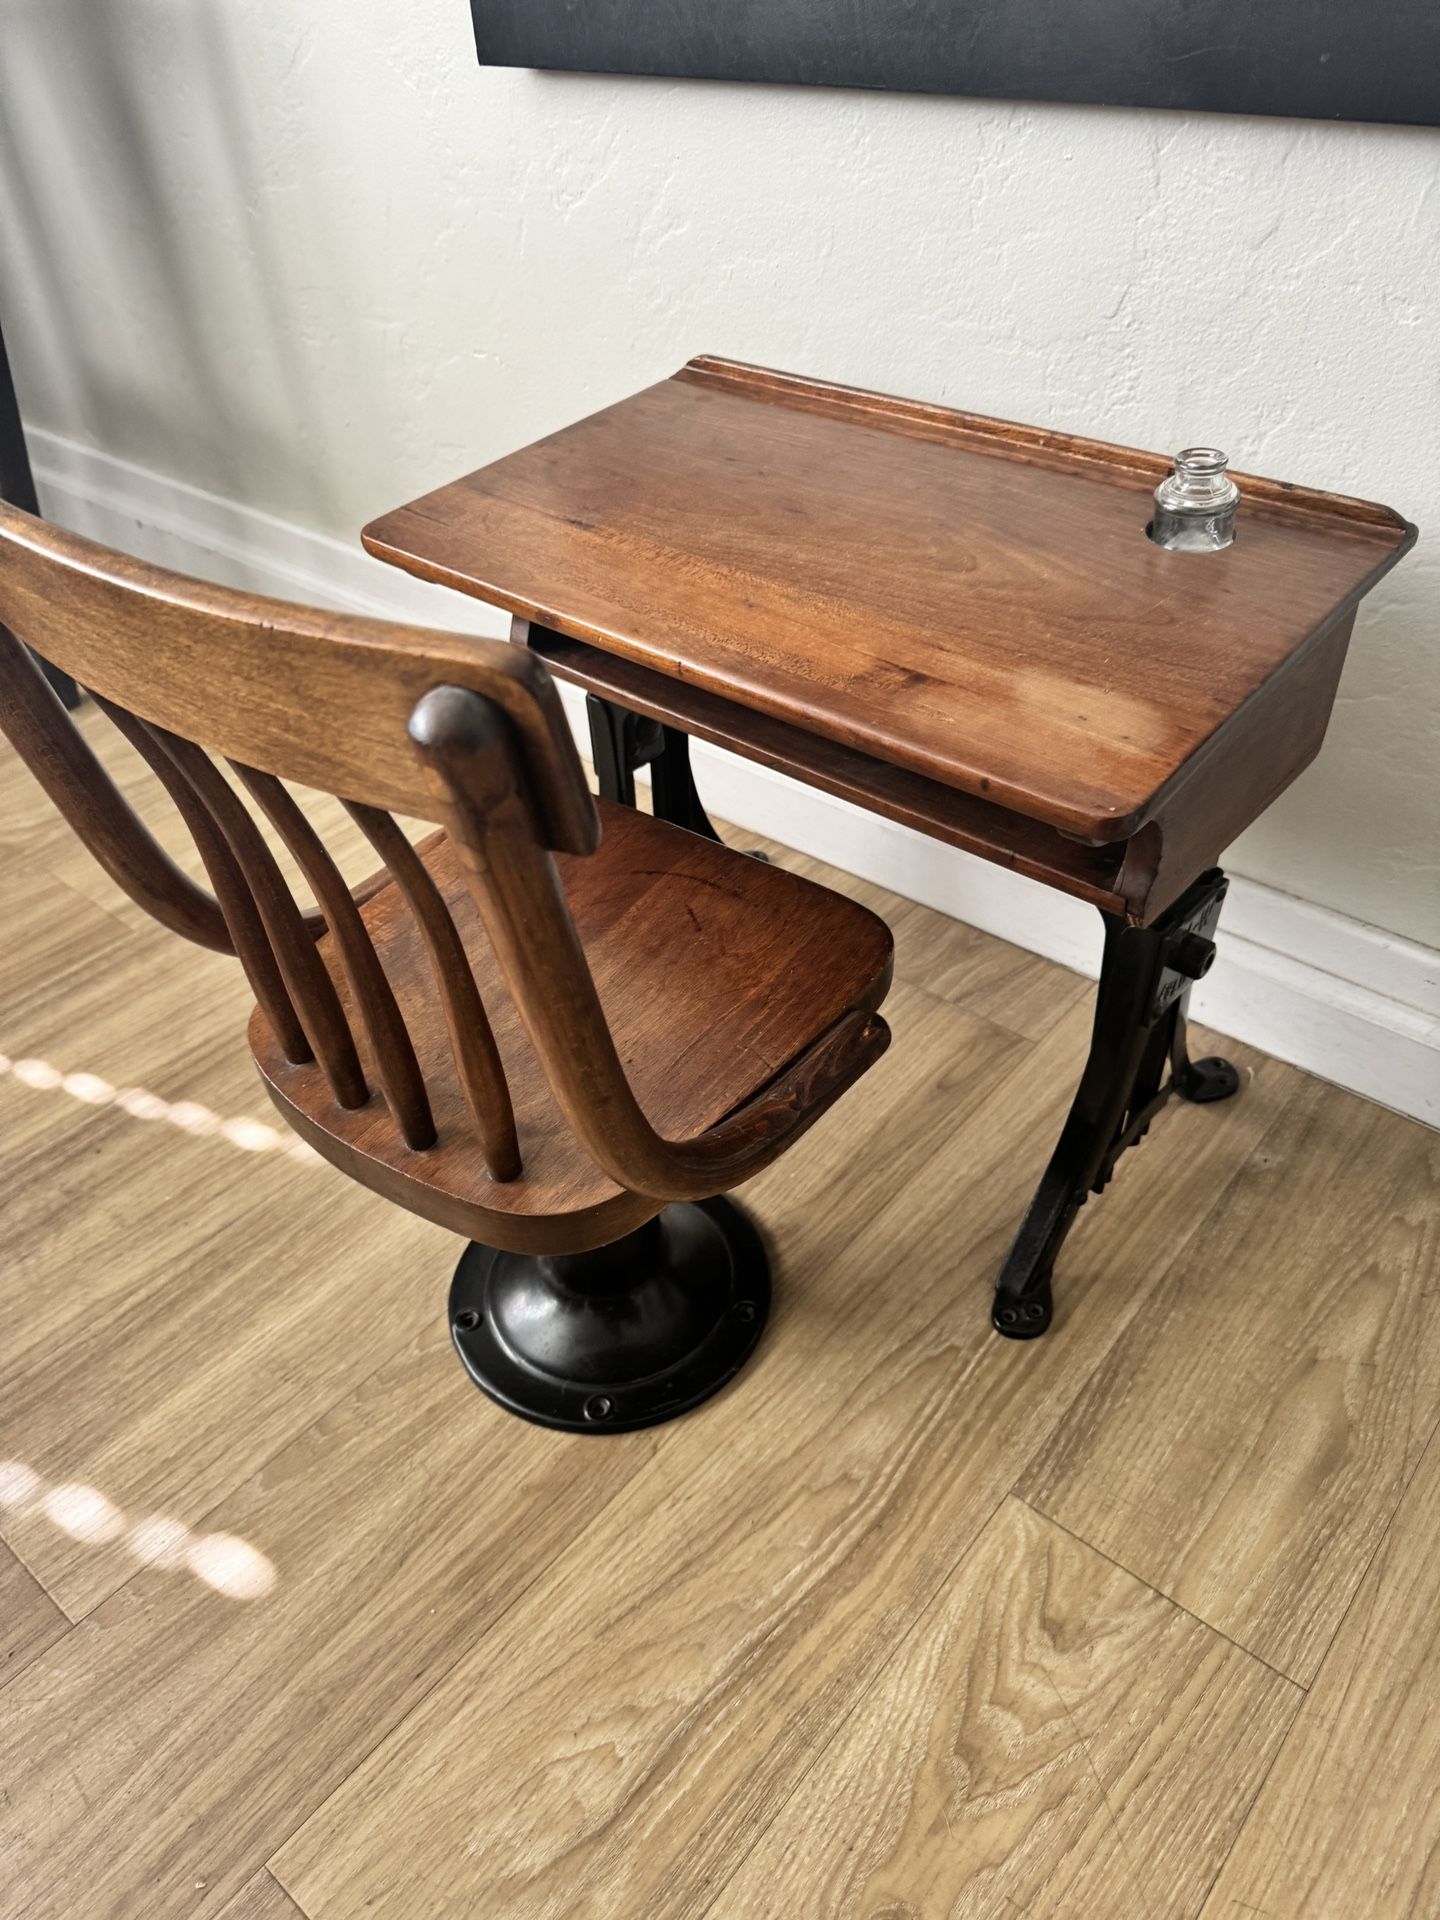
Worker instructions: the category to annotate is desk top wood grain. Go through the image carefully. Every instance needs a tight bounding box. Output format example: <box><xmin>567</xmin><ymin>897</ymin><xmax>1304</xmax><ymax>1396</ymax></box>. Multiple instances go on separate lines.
<box><xmin>364</xmin><ymin>358</ymin><xmax>1414</xmax><ymax>842</ymax></box>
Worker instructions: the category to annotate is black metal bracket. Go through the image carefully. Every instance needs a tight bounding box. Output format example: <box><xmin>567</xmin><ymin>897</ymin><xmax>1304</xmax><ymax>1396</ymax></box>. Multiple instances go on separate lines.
<box><xmin>992</xmin><ymin>867</ymin><xmax>1241</xmax><ymax>1340</ymax></box>
<box><xmin>586</xmin><ymin>693</ymin><xmax>723</xmax><ymax>841</ymax></box>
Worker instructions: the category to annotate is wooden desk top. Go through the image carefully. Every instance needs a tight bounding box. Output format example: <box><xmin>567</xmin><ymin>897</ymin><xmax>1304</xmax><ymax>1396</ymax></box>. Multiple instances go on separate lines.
<box><xmin>364</xmin><ymin>358</ymin><xmax>1414</xmax><ymax>843</ymax></box>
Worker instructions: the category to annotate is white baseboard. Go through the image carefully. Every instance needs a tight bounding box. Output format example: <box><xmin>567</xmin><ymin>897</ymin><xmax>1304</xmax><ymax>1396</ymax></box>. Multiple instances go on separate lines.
<box><xmin>29</xmin><ymin>425</ymin><xmax>1440</xmax><ymax>1130</ymax></box>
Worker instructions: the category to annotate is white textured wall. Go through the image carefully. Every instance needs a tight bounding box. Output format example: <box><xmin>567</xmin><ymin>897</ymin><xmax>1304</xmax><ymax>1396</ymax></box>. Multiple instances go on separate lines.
<box><xmin>2</xmin><ymin>0</ymin><xmax>1437</xmax><ymax>943</ymax></box>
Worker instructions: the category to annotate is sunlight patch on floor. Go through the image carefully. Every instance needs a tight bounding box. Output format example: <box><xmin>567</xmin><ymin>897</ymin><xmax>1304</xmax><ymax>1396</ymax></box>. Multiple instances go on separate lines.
<box><xmin>0</xmin><ymin>1459</ymin><xmax>278</xmax><ymax>1601</ymax></box>
<box><xmin>0</xmin><ymin>1051</ymin><xmax>322</xmax><ymax>1164</ymax></box>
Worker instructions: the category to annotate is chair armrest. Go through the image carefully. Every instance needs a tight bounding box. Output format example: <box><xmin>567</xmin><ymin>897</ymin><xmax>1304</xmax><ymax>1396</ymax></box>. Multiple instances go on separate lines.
<box><xmin>618</xmin><ymin>1008</ymin><xmax>891</xmax><ymax>1202</ymax></box>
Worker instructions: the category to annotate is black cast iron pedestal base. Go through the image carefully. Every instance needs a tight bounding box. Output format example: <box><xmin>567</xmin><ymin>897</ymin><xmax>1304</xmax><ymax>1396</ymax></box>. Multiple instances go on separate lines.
<box><xmin>449</xmin><ymin>1198</ymin><xmax>770</xmax><ymax>1432</ymax></box>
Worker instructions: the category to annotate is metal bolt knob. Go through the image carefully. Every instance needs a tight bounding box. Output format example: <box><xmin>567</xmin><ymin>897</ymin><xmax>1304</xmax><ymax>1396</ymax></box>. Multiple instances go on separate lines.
<box><xmin>1170</xmin><ymin>931</ymin><xmax>1216</xmax><ymax>981</ymax></box>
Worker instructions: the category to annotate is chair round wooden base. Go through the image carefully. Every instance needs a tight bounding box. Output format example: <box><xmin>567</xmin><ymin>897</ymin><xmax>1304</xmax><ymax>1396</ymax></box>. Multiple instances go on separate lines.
<box><xmin>448</xmin><ymin>1197</ymin><xmax>771</xmax><ymax>1433</ymax></box>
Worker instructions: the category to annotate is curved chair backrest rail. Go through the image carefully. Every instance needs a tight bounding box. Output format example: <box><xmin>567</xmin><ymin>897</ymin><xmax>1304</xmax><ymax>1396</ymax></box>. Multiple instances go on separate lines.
<box><xmin>0</xmin><ymin>504</ymin><xmax>884</xmax><ymax>1205</ymax></box>
<box><xmin>0</xmin><ymin>501</ymin><xmax>594</xmax><ymax>851</ymax></box>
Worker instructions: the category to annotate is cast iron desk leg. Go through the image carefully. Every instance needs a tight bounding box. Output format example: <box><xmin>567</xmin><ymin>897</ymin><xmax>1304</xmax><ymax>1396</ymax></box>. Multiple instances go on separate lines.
<box><xmin>586</xmin><ymin>693</ymin><xmax>722</xmax><ymax>841</ymax></box>
<box><xmin>588</xmin><ymin>695</ymin><xmax>1240</xmax><ymax>1345</ymax></box>
<box><xmin>992</xmin><ymin>868</ymin><xmax>1241</xmax><ymax>1339</ymax></box>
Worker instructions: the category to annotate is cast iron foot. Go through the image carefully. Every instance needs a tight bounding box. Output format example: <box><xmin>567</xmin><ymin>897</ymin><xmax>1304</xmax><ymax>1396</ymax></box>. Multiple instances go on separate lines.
<box><xmin>1177</xmin><ymin>1055</ymin><xmax>1241</xmax><ymax>1103</ymax></box>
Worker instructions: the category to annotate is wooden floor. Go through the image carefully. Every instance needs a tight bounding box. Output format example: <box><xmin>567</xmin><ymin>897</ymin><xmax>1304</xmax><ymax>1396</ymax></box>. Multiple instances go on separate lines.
<box><xmin>2</xmin><ymin>708</ymin><xmax>1439</xmax><ymax>1920</ymax></box>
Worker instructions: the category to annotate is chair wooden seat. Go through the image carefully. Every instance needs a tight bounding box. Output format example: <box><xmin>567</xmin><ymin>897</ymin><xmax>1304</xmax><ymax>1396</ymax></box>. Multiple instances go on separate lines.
<box><xmin>254</xmin><ymin>802</ymin><xmax>892</xmax><ymax>1252</ymax></box>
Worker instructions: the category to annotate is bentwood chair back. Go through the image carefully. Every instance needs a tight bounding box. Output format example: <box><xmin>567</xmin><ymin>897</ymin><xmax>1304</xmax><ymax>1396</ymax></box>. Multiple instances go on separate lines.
<box><xmin>0</xmin><ymin>503</ymin><xmax>893</xmax><ymax>1431</ymax></box>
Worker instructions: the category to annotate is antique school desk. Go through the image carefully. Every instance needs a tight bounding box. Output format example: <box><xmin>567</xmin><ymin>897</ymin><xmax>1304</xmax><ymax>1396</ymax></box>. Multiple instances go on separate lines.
<box><xmin>363</xmin><ymin>358</ymin><xmax>1415</xmax><ymax>1338</ymax></box>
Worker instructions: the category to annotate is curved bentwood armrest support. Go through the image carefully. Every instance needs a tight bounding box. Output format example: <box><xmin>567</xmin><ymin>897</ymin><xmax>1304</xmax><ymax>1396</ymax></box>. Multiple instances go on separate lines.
<box><xmin>410</xmin><ymin>684</ymin><xmax>891</xmax><ymax>1204</ymax></box>
<box><xmin>0</xmin><ymin>627</ymin><xmax>236</xmax><ymax>952</ymax></box>
<box><xmin>669</xmin><ymin>1006</ymin><xmax>891</xmax><ymax>1193</ymax></box>
<box><xmin>0</xmin><ymin>630</ymin><xmax>400</xmax><ymax>958</ymax></box>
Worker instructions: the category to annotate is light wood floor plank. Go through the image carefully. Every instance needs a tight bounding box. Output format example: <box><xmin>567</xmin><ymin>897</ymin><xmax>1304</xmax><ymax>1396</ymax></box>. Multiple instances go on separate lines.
<box><xmin>272</xmin><ymin>1017</ymin><xmax>1293</xmax><ymax>1920</ymax></box>
<box><xmin>1202</xmin><ymin>1422</ymin><xmax>1440</xmax><ymax>1918</ymax></box>
<box><xmin>0</xmin><ymin>885</ymin><xmax>455</xmax><ymax>1618</ymax></box>
<box><xmin>0</xmin><ymin>1536</ymin><xmax>68</xmax><ymax>1683</ymax></box>
<box><xmin>1021</xmin><ymin>1074</ymin><xmax>1440</xmax><ymax>1683</ymax></box>
<box><xmin>716</xmin><ymin>1496</ymin><xmax>1299</xmax><ymax>1919</ymax></box>
<box><xmin>0</xmin><ymin>1321</ymin><xmax>655</xmax><ymax>1920</ymax></box>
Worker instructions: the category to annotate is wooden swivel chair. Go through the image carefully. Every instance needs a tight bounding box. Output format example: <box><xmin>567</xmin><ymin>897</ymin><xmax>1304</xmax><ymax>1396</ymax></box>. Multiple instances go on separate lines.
<box><xmin>0</xmin><ymin>504</ymin><xmax>892</xmax><ymax>1431</ymax></box>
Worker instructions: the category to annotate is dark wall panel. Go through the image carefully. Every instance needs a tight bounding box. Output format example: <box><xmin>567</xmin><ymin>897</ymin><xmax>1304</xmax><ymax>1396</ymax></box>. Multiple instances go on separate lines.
<box><xmin>472</xmin><ymin>0</ymin><xmax>1440</xmax><ymax>129</ymax></box>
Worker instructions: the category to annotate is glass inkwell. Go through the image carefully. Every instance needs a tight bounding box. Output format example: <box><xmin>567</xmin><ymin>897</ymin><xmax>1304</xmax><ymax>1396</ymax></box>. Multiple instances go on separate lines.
<box><xmin>1149</xmin><ymin>448</ymin><xmax>1240</xmax><ymax>553</ymax></box>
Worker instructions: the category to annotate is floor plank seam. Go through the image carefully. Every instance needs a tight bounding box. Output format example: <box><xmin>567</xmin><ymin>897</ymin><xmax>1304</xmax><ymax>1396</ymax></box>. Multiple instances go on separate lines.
<box><xmin>1017</xmin><ymin>1084</ymin><xmax>1440</xmax><ymax>1703</ymax></box>
<box><xmin>1006</xmin><ymin>1082</ymin><xmax>1307</xmax><ymax>1547</ymax></box>
<box><xmin>34</xmin><ymin>1301</ymin><xmax>450</xmax><ymax>1633</ymax></box>
<box><xmin>0</xmin><ymin>1570</ymin><xmax>74</xmax><ymax>1697</ymax></box>
<box><xmin>0</xmin><ymin>850</ymin><xmax>159</xmax><ymax>940</ymax></box>
<box><xmin>1189</xmin><ymin>1661</ymin><xmax>1311</xmax><ymax>1919</ymax></box>
<box><xmin>1008</xmin><ymin>1056</ymin><xmax>1309</xmax><ymax>1455</ymax></box>
<box><xmin>262</xmin><ymin>1423</ymin><xmax>664</xmax><ymax>1887</ymax></box>
<box><xmin>1276</xmin><ymin>1402</ymin><xmax>1440</xmax><ymax>1698</ymax></box>
<box><xmin>687</xmin><ymin>1489</ymin><xmax>1020</xmax><ymax>1920</ymax></box>
<box><xmin>0</xmin><ymin>1633</ymin><xmax>75</xmax><ymax>1697</ymax></box>
<box><xmin>1013</xmin><ymin>1499</ymin><xmax>1307</xmax><ymax>1693</ymax></box>
<box><xmin>889</xmin><ymin>975</ymin><xmax>1047</xmax><ymax>1050</ymax></box>
<box><xmin>263</xmin><ymin>1865</ymin><xmax>311</xmax><ymax>1920</ymax></box>
<box><xmin>0</xmin><ymin>1532</ymin><xmax>82</xmax><ymax>1631</ymax></box>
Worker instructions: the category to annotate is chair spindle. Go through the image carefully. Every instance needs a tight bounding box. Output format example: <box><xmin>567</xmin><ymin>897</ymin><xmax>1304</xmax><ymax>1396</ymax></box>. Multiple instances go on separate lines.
<box><xmin>233</xmin><ymin>765</ymin><xmax>436</xmax><ymax>1151</ymax></box>
<box><xmin>92</xmin><ymin>696</ymin><xmax>313</xmax><ymax>1065</ymax></box>
<box><xmin>344</xmin><ymin>801</ymin><xmax>521</xmax><ymax>1182</ymax></box>
<box><xmin>153</xmin><ymin>731</ymin><xmax>368</xmax><ymax>1110</ymax></box>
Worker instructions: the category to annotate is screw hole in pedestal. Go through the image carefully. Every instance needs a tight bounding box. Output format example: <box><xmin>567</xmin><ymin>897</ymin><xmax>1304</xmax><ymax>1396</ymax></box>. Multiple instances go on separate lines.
<box><xmin>584</xmin><ymin>1395</ymin><xmax>615</xmax><ymax>1422</ymax></box>
<box><xmin>454</xmin><ymin>1309</ymin><xmax>480</xmax><ymax>1333</ymax></box>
